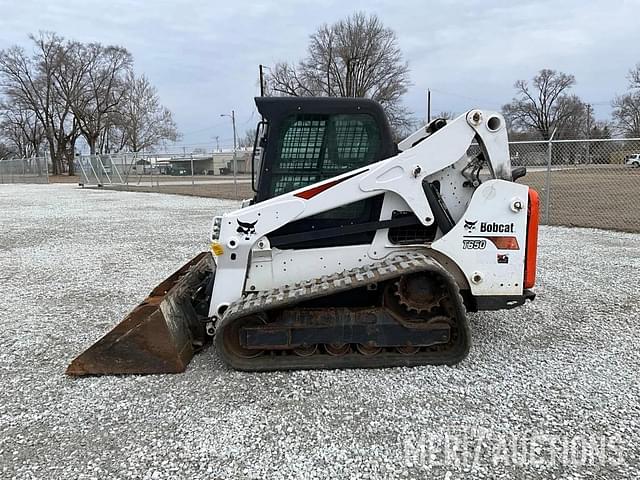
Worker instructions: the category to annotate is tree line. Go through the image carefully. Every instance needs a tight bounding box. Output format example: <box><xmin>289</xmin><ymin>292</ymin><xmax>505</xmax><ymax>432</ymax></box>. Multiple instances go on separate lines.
<box><xmin>503</xmin><ymin>67</ymin><xmax>640</xmax><ymax>141</ymax></box>
<box><xmin>2</xmin><ymin>16</ymin><xmax>639</xmax><ymax>173</ymax></box>
<box><xmin>265</xmin><ymin>12</ymin><xmax>640</xmax><ymax>142</ymax></box>
<box><xmin>0</xmin><ymin>32</ymin><xmax>180</xmax><ymax>174</ymax></box>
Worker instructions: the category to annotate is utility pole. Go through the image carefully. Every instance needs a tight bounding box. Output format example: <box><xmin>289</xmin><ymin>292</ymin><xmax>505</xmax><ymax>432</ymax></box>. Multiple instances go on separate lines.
<box><xmin>346</xmin><ymin>57</ymin><xmax>359</xmax><ymax>97</ymax></box>
<box><xmin>427</xmin><ymin>89</ymin><xmax>431</xmax><ymax>124</ymax></box>
<box><xmin>544</xmin><ymin>127</ymin><xmax>558</xmax><ymax>224</ymax></box>
<box><xmin>215</xmin><ymin>136</ymin><xmax>220</xmax><ymax>152</ymax></box>
<box><xmin>232</xmin><ymin>110</ymin><xmax>237</xmax><ymax>199</ymax></box>
<box><xmin>327</xmin><ymin>46</ymin><xmax>332</xmax><ymax>96</ymax></box>
<box><xmin>221</xmin><ymin>110</ymin><xmax>238</xmax><ymax>199</ymax></box>
<box><xmin>259</xmin><ymin>64</ymin><xmax>265</xmax><ymax>97</ymax></box>
<box><xmin>346</xmin><ymin>59</ymin><xmax>352</xmax><ymax>97</ymax></box>
<box><xmin>190</xmin><ymin>152</ymin><xmax>195</xmax><ymax>186</ymax></box>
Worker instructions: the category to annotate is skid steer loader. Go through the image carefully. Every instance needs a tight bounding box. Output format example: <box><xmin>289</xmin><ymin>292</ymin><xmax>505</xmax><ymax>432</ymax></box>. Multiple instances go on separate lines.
<box><xmin>67</xmin><ymin>97</ymin><xmax>539</xmax><ymax>375</ymax></box>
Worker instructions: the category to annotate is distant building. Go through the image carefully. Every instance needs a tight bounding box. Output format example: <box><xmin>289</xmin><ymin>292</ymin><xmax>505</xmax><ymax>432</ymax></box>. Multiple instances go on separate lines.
<box><xmin>165</xmin><ymin>151</ymin><xmax>251</xmax><ymax>175</ymax></box>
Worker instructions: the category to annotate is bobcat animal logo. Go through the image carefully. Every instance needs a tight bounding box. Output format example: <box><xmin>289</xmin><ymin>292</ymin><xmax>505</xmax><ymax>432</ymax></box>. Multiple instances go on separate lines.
<box><xmin>464</xmin><ymin>220</ymin><xmax>478</xmax><ymax>232</ymax></box>
<box><xmin>236</xmin><ymin>219</ymin><xmax>258</xmax><ymax>239</ymax></box>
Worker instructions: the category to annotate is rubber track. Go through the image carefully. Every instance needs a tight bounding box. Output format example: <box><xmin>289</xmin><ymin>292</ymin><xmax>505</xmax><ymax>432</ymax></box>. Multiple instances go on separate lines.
<box><xmin>214</xmin><ymin>253</ymin><xmax>471</xmax><ymax>371</ymax></box>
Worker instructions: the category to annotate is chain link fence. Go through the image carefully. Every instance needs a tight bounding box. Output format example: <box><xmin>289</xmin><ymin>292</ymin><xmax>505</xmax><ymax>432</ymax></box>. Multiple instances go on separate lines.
<box><xmin>0</xmin><ymin>157</ymin><xmax>49</xmax><ymax>184</ymax></box>
<box><xmin>74</xmin><ymin>151</ymin><xmax>252</xmax><ymax>185</ymax></box>
<box><xmin>2</xmin><ymin>140</ymin><xmax>639</xmax><ymax>232</ymax></box>
<box><xmin>72</xmin><ymin>152</ymin><xmax>252</xmax><ymax>200</ymax></box>
<box><xmin>511</xmin><ymin>138</ymin><xmax>640</xmax><ymax>233</ymax></box>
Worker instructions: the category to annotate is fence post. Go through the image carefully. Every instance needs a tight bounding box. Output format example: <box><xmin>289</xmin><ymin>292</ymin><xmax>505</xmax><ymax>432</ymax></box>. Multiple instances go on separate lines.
<box><xmin>123</xmin><ymin>154</ymin><xmax>131</xmax><ymax>184</ymax></box>
<box><xmin>44</xmin><ymin>150</ymin><xmax>50</xmax><ymax>182</ymax></box>
<box><xmin>544</xmin><ymin>142</ymin><xmax>552</xmax><ymax>224</ymax></box>
<box><xmin>544</xmin><ymin>128</ymin><xmax>558</xmax><ymax>225</ymax></box>
<box><xmin>136</xmin><ymin>154</ymin><xmax>142</xmax><ymax>185</ymax></box>
<box><xmin>190</xmin><ymin>153</ymin><xmax>194</xmax><ymax>186</ymax></box>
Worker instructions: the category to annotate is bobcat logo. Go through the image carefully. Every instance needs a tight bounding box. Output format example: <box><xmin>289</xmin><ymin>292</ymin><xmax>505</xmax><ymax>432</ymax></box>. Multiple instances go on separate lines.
<box><xmin>236</xmin><ymin>219</ymin><xmax>258</xmax><ymax>240</ymax></box>
<box><xmin>464</xmin><ymin>220</ymin><xmax>478</xmax><ymax>232</ymax></box>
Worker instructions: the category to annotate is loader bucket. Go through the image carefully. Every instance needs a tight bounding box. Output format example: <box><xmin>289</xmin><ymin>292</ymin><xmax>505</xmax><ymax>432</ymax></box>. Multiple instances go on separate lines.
<box><xmin>66</xmin><ymin>252</ymin><xmax>215</xmax><ymax>376</ymax></box>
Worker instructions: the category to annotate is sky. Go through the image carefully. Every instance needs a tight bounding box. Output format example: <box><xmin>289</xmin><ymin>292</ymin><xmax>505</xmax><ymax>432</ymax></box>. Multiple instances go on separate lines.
<box><xmin>1</xmin><ymin>0</ymin><xmax>639</xmax><ymax>151</ymax></box>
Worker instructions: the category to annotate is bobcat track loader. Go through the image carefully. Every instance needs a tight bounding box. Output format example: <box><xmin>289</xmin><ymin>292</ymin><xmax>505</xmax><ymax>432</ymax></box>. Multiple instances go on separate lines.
<box><xmin>67</xmin><ymin>97</ymin><xmax>539</xmax><ymax>375</ymax></box>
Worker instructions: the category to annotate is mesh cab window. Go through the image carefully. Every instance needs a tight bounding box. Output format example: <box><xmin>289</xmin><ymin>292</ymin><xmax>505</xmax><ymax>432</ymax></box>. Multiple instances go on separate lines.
<box><xmin>271</xmin><ymin>114</ymin><xmax>380</xmax><ymax>197</ymax></box>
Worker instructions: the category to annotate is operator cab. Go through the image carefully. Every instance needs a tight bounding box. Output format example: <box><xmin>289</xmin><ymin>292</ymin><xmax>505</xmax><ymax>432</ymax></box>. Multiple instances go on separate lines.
<box><xmin>248</xmin><ymin>97</ymin><xmax>397</xmax><ymax>248</ymax></box>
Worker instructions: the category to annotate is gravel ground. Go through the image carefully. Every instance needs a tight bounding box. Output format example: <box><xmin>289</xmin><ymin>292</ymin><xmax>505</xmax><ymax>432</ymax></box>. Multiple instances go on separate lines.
<box><xmin>1</xmin><ymin>184</ymin><xmax>639</xmax><ymax>480</ymax></box>
<box><xmin>102</xmin><ymin>182</ymin><xmax>254</xmax><ymax>201</ymax></box>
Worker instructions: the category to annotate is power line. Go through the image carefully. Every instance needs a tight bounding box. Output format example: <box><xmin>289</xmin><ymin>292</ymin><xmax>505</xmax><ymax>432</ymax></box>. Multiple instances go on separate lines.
<box><xmin>241</xmin><ymin>109</ymin><xmax>256</xmax><ymax>126</ymax></box>
<box><xmin>167</xmin><ymin>140</ymin><xmax>234</xmax><ymax>148</ymax></box>
<box><xmin>180</xmin><ymin>120</ymin><xmax>228</xmax><ymax>136</ymax></box>
<box><xmin>180</xmin><ymin>110</ymin><xmax>255</xmax><ymax>137</ymax></box>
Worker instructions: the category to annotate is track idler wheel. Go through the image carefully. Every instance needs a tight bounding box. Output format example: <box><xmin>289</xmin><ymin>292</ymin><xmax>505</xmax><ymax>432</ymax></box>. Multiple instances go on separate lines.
<box><xmin>293</xmin><ymin>344</ymin><xmax>317</xmax><ymax>357</ymax></box>
<box><xmin>325</xmin><ymin>343</ymin><xmax>350</xmax><ymax>356</ymax></box>
<box><xmin>396</xmin><ymin>345</ymin><xmax>420</xmax><ymax>355</ymax></box>
<box><xmin>222</xmin><ymin>315</ymin><xmax>266</xmax><ymax>359</ymax></box>
<box><xmin>356</xmin><ymin>344</ymin><xmax>383</xmax><ymax>356</ymax></box>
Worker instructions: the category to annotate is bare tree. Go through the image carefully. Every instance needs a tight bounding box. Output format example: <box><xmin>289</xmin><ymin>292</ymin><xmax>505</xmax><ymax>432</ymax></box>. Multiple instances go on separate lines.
<box><xmin>99</xmin><ymin>113</ymin><xmax>127</xmax><ymax>153</ymax></box>
<box><xmin>0</xmin><ymin>141</ymin><xmax>12</xmax><ymax>160</ymax></box>
<box><xmin>269</xmin><ymin>62</ymin><xmax>313</xmax><ymax>97</ymax></box>
<box><xmin>0</xmin><ymin>99</ymin><xmax>44</xmax><ymax>157</ymax></box>
<box><xmin>0</xmin><ymin>33</ymin><xmax>86</xmax><ymax>174</ymax></box>
<box><xmin>612</xmin><ymin>94</ymin><xmax>640</xmax><ymax>138</ymax></box>
<box><xmin>113</xmin><ymin>72</ymin><xmax>180</xmax><ymax>152</ymax></box>
<box><xmin>629</xmin><ymin>63</ymin><xmax>640</xmax><ymax>89</ymax></box>
<box><xmin>0</xmin><ymin>32</ymin><xmax>179</xmax><ymax>174</ymax></box>
<box><xmin>552</xmin><ymin>94</ymin><xmax>590</xmax><ymax>139</ymax></box>
<box><xmin>612</xmin><ymin>64</ymin><xmax>640</xmax><ymax>138</ymax></box>
<box><xmin>0</xmin><ymin>33</ymin><xmax>66</xmax><ymax>173</ymax></box>
<box><xmin>267</xmin><ymin>12</ymin><xmax>412</xmax><ymax>132</ymax></box>
<box><xmin>435</xmin><ymin>111</ymin><xmax>457</xmax><ymax>121</ymax></box>
<box><xmin>68</xmin><ymin>42</ymin><xmax>132</xmax><ymax>155</ymax></box>
<box><xmin>502</xmin><ymin>69</ymin><xmax>586</xmax><ymax>140</ymax></box>
<box><xmin>588</xmin><ymin>121</ymin><xmax>612</xmax><ymax>142</ymax></box>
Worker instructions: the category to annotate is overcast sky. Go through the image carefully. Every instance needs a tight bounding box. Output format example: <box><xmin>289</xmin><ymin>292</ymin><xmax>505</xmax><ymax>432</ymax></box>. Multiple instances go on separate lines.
<box><xmin>1</xmin><ymin>0</ymin><xmax>639</xmax><ymax>150</ymax></box>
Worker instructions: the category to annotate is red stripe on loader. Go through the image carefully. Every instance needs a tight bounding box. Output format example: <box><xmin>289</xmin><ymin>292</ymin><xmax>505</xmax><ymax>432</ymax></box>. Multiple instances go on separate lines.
<box><xmin>294</xmin><ymin>170</ymin><xmax>367</xmax><ymax>200</ymax></box>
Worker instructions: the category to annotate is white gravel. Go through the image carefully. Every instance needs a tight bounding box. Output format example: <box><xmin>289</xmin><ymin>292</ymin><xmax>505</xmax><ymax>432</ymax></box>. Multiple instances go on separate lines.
<box><xmin>1</xmin><ymin>184</ymin><xmax>639</xmax><ymax>480</ymax></box>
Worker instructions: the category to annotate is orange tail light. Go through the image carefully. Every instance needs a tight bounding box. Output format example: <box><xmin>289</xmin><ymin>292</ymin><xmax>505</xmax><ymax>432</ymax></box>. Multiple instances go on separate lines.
<box><xmin>524</xmin><ymin>188</ymin><xmax>540</xmax><ymax>289</ymax></box>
